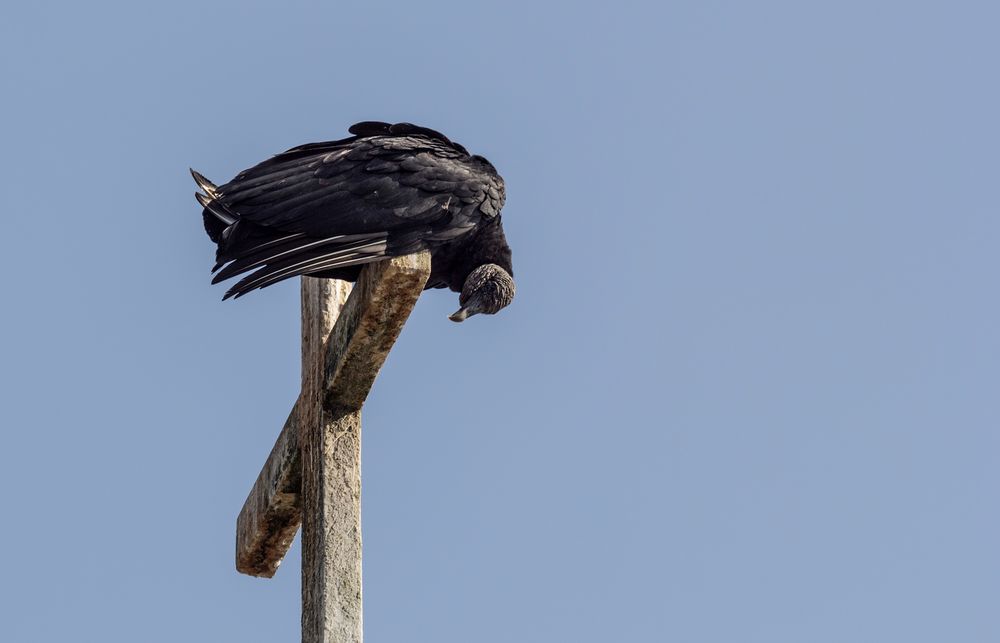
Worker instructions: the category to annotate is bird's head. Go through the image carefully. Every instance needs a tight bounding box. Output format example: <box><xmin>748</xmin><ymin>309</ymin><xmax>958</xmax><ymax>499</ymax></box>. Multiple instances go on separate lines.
<box><xmin>449</xmin><ymin>264</ymin><xmax>515</xmax><ymax>322</ymax></box>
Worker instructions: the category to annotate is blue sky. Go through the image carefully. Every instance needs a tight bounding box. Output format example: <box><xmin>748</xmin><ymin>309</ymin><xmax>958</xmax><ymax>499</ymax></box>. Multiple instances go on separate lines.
<box><xmin>1</xmin><ymin>1</ymin><xmax>998</xmax><ymax>641</ymax></box>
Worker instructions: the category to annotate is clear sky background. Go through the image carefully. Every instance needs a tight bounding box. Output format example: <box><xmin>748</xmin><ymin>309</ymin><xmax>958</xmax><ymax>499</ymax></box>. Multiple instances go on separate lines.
<box><xmin>1</xmin><ymin>1</ymin><xmax>997</xmax><ymax>641</ymax></box>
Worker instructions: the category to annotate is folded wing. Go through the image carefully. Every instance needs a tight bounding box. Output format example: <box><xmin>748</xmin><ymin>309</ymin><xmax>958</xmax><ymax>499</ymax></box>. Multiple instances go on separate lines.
<box><xmin>195</xmin><ymin>124</ymin><xmax>501</xmax><ymax>299</ymax></box>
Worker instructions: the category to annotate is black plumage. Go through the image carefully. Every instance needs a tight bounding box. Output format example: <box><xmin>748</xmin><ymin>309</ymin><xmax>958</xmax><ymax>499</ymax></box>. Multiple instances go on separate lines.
<box><xmin>193</xmin><ymin>121</ymin><xmax>515</xmax><ymax>321</ymax></box>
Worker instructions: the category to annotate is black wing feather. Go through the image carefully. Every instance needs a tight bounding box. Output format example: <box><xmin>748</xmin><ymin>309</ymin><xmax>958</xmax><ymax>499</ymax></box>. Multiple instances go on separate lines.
<box><xmin>224</xmin><ymin>237</ymin><xmax>389</xmax><ymax>299</ymax></box>
<box><xmin>216</xmin><ymin>137</ymin><xmax>493</xmax><ymax>237</ymax></box>
<box><xmin>212</xmin><ymin>232</ymin><xmax>383</xmax><ymax>283</ymax></box>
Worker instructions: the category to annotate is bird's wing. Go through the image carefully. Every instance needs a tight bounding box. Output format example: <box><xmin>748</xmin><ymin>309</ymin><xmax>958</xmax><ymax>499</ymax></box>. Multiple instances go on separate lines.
<box><xmin>198</xmin><ymin>124</ymin><xmax>504</xmax><ymax>299</ymax></box>
<box><xmin>218</xmin><ymin>136</ymin><xmax>498</xmax><ymax>236</ymax></box>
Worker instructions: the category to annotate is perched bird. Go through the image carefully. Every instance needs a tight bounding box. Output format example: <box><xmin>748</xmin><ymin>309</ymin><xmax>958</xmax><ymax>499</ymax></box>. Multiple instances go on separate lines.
<box><xmin>193</xmin><ymin>121</ymin><xmax>514</xmax><ymax>322</ymax></box>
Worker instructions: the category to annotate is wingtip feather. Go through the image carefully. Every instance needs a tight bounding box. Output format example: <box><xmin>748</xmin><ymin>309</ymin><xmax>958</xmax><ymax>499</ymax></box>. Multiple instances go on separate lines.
<box><xmin>195</xmin><ymin>191</ymin><xmax>212</xmax><ymax>208</ymax></box>
<box><xmin>190</xmin><ymin>168</ymin><xmax>219</xmax><ymax>197</ymax></box>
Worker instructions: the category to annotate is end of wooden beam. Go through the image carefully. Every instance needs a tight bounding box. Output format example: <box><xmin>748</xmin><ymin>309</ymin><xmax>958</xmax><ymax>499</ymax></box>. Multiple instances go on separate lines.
<box><xmin>236</xmin><ymin>400</ymin><xmax>304</xmax><ymax>577</ymax></box>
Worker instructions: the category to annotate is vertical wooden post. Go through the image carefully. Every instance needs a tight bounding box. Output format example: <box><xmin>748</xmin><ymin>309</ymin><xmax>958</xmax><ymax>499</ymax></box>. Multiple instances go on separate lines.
<box><xmin>299</xmin><ymin>277</ymin><xmax>362</xmax><ymax>643</ymax></box>
<box><xmin>301</xmin><ymin>407</ymin><xmax>363</xmax><ymax>642</ymax></box>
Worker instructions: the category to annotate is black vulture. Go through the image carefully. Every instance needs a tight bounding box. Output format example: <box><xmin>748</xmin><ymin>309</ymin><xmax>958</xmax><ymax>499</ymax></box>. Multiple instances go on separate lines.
<box><xmin>192</xmin><ymin>121</ymin><xmax>514</xmax><ymax>322</ymax></box>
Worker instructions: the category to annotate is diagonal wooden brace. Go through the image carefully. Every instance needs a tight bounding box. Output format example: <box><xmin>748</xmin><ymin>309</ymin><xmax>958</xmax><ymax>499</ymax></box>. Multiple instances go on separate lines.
<box><xmin>236</xmin><ymin>252</ymin><xmax>431</xmax><ymax>578</ymax></box>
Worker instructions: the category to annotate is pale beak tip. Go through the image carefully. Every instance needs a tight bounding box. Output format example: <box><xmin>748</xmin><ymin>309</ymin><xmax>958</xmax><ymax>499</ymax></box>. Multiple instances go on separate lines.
<box><xmin>449</xmin><ymin>308</ymin><xmax>469</xmax><ymax>323</ymax></box>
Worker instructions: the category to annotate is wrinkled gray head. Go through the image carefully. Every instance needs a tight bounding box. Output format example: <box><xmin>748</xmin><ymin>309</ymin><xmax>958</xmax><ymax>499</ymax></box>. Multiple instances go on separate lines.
<box><xmin>449</xmin><ymin>264</ymin><xmax>516</xmax><ymax>322</ymax></box>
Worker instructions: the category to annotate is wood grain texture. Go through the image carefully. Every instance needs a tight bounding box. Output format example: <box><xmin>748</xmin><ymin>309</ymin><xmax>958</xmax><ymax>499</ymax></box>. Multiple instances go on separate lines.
<box><xmin>235</xmin><ymin>278</ymin><xmax>352</xmax><ymax>578</ymax></box>
<box><xmin>235</xmin><ymin>397</ymin><xmax>304</xmax><ymax>577</ymax></box>
<box><xmin>322</xmin><ymin>251</ymin><xmax>433</xmax><ymax>412</ymax></box>
<box><xmin>234</xmin><ymin>252</ymin><xmax>431</xmax><ymax>642</ymax></box>
<box><xmin>301</xmin><ymin>407</ymin><xmax>362</xmax><ymax>643</ymax></box>
<box><xmin>301</xmin><ymin>252</ymin><xmax>430</xmax><ymax>643</ymax></box>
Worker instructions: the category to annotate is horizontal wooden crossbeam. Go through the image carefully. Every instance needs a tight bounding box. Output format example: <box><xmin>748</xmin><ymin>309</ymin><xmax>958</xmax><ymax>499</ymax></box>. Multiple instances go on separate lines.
<box><xmin>236</xmin><ymin>252</ymin><xmax>431</xmax><ymax>577</ymax></box>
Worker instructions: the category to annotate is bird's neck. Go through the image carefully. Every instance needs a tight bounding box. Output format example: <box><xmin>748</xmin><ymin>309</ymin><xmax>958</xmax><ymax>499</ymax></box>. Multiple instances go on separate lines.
<box><xmin>454</xmin><ymin>218</ymin><xmax>513</xmax><ymax>285</ymax></box>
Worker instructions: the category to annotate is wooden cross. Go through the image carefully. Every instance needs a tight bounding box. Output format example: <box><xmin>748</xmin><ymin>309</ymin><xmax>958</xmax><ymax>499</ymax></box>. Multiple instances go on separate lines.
<box><xmin>235</xmin><ymin>251</ymin><xmax>432</xmax><ymax>643</ymax></box>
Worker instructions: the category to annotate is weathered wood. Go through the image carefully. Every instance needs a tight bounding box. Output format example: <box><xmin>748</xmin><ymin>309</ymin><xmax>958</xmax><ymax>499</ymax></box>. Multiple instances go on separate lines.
<box><xmin>301</xmin><ymin>252</ymin><xmax>431</xmax><ymax>643</ymax></box>
<box><xmin>323</xmin><ymin>251</ymin><xmax>434</xmax><ymax>412</ymax></box>
<box><xmin>234</xmin><ymin>397</ymin><xmax>303</xmax><ymax>577</ymax></box>
<box><xmin>301</xmin><ymin>406</ymin><xmax>362</xmax><ymax>643</ymax></box>
<box><xmin>235</xmin><ymin>252</ymin><xmax>431</xmax><ymax>641</ymax></box>
<box><xmin>236</xmin><ymin>279</ymin><xmax>351</xmax><ymax>577</ymax></box>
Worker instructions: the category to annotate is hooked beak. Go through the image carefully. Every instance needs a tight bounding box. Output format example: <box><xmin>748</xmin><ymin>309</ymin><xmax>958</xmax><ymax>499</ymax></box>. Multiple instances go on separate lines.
<box><xmin>449</xmin><ymin>293</ymin><xmax>484</xmax><ymax>322</ymax></box>
<box><xmin>449</xmin><ymin>306</ymin><xmax>476</xmax><ymax>323</ymax></box>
